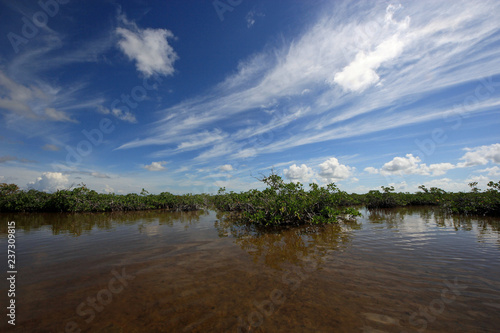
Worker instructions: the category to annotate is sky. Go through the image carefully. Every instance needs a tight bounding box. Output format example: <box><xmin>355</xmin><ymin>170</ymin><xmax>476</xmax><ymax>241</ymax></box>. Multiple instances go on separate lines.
<box><xmin>0</xmin><ymin>0</ymin><xmax>499</xmax><ymax>195</ymax></box>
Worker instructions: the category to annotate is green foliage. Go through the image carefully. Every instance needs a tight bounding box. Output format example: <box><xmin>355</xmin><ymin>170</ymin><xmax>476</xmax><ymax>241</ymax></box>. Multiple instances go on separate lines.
<box><xmin>1</xmin><ymin>179</ymin><xmax>498</xmax><ymax>218</ymax></box>
<box><xmin>361</xmin><ymin>181</ymin><xmax>499</xmax><ymax>217</ymax></box>
<box><xmin>213</xmin><ymin>174</ymin><xmax>361</xmax><ymax>226</ymax></box>
<box><xmin>0</xmin><ymin>183</ymin><xmax>19</xmax><ymax>196</ymax></box>
<box><xmin>364</xmin><ymin>186</ymin><xmax>407</xmax><ymax>208</ymax></box>
<box><xmin>0</xmin><ymin>183</ymin><xmax>205</xmax><ymax>213</ymax></box>
<box><xmin>442</xmin><ymin>181</ymin><xmax>500</xmax><ymax>216</ymax></box>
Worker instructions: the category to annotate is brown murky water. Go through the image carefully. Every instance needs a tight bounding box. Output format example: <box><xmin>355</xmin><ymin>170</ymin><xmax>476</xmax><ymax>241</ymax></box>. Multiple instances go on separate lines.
<box><xmin>1</xmin><ymin>207</ymin><xmax>499</xmax><ymax>332</ymax></box>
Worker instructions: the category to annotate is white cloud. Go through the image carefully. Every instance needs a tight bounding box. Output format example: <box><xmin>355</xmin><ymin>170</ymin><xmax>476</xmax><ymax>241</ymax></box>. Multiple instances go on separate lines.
<box><xmin>44</xmin><ymin>107</ymin><xmax>77</xmax><ymax>123</ymax></box>
<box><xmin>380</xmin><ymin>154</ymin><xmax>455</xmax><ymax>176</ymax></box>
<box><xmin>318</xmin><ymin>157</ymin><xmax>354</xmax><ymax>182</ymax></box>
<box><xmin>0</xmin><ymin>71</ymin><xmax>76</xmax><ymax>123</ymax></box>
<box><xmin>118</xmin><ymin>1</ymin><xmax>500</xmax><ymax>167</ymax></box>
<box><xmin>96</xmin><ymin>106</ymin><xmax>137</xmax><ymax>123</ymax></box>
<box><xmin>177</xmin><ymin>130</ymin><xmax>227</xmax><ymax>151</ymax></box>
<box><xmin>230</xmin><ymin>148</ymin><xmax>258</xmax><ymax>159</ymax></box>
<box><xmin>420</xmin><ymin>178</ymin><xmax>466</xmax><ymax>192</ymax></box>
<box><xmin>389</xmin><ymin>180</ymin><xmax>408</xmax><ymax>192</ymax></box>
<box><xmin>477</xmin><ymin>166</ymin><xmax>500</xmax><ymax>177</ymax></box>
<box><xmin>195</xmin><ymin>142</ymin><xmax>239</xmax><ymax>161</ymax></box>
<box><xmin>219</xmin><ymin>164</ymin><xmax>233</xmax><ymax>171</ymax></box>
<box><xmin>465</xmin><ymin>174</ymin><xmax>491</xmax><ymax>190</ymax></box>
<box><xmin>330</xmin><ymin>5</ymin><xmax>409</xmax><ymax>92</ymax></box>
<box><xmin>28</xmin><ymin>172</ymin><xmax>69</xmax><ymax>192</ymax></box>
<box><xmin>332</xmin><ymin>35</ymin><xmax>406</xmax><ymax>92</ymax></box>
<box><xmin>458</xmin><ymin>143</ymin><xmax>500</xmax><ymax>167</ymax></box>
<box><xmin>381</xmin><ymin>154</ymin><xmax>421</xmax><ymax>174</ymax></box>
<box><xmin>284</xmin><ymin>164</ymin><xmax>315</xmax><ymax>182</ymax></box>
<box><xmin>144</xmin><ymin>161</ymin><xmax>167</xmax><ymax>171</ymax></box>
<box><xmin>111</xmin><ymin>108</ymin><xmax>137</xmax><ymax>123</ymax></box>
<box><xmin>364</xmin><ymin>166</ymin><xmax>379</xmax><ymax>174</ymax></box>
<box><xmin>116</xmin><ymin>15</ymin><xmax>178</xmax><ymax>77</ymax></box>
<box><xmin>427</xmin><ymin>163</ymin><xmax>456</xmax><ymax>176</ymax></box>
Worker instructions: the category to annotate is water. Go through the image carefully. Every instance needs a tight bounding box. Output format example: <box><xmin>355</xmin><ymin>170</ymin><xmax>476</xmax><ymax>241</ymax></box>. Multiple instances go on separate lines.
<box><xmin>0</xmin><ymin>207</ymin><xmax>499</xmax><ymax>332</ymax></box>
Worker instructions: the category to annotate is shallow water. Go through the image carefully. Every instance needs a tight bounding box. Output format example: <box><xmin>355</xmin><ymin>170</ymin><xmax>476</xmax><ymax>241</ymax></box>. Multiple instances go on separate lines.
<box><xmin>1</xmin><ymin>207</ymin><xmax>499</xmax><ymax>332</ymax></box>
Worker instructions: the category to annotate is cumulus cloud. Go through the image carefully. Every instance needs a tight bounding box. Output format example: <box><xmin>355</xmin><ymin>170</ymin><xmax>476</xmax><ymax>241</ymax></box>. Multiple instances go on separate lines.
<box><xmin>369</xmin><ymin>145</ymin><xmax>500</xmax><ymax>178</ymax></box>
<box><xmin>219</xmin><ymin>164</ymin><xmax>233</xmax><ymax>171</ymax></box>
<box><xmin>477</xmin><ymin>166</ymin><xmax>500</xmax><ymax>177</ymax></box>
<box><xmin>364</xmin><ymin>166</ymin><xmax>379</xmax><ymax>174</ymax></box>
<box><xmin>379</xmin><ymin>154</ymin><xmax>455</xmax><ymax>176</ymax></box>
<box><xmin>427</xmin><ymin>163</ymin><xmax>456</xmax><ymax>176</ymax></box>
<box><xmin>284</xmin><ymin>164</ymin><xmax>315</xmax><ymax>182</ymax></box>
<box><xmin>116</xmin><ymin>15</ymin><xmax>178</xmax><ymax>77</ymax></box>
<box><xmin>381</xmin><ymin>154</ymin><xmax>420</xmax><ymax>175</ymax></box>
<box><xmin>143</xmin><ymin>161</ymin><xmax>167</xmax><ymax>171</ymax></box>
<box><xmin>28</xmin><ymin>172</ymin><xmax>69</xmax><ymax>192</ymax></box>
<box><xmin>458</xmin><ymin>143</ymin><xmax>500</xmax><ymax>167</ymax></box>
<box><xmin>318</xmin><ymin>157</ymin><xmax>354</xmax><ymax>182</ymax></box>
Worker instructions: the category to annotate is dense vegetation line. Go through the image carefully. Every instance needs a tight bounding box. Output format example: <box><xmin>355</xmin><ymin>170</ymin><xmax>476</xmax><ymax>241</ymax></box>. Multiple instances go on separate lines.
<box><xmin>1</xmin><ymin>177</ymin><xmax>499</xmax><ymax>223</ymax></box>
<box><xmin>0</xmin><ymin>183</ymin><xmax>207</xmax><ymax>213</ymax></box>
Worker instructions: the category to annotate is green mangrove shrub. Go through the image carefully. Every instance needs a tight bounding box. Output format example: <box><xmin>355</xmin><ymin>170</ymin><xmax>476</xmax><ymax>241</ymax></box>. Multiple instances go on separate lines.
<box><xmin>0</xmin><ymin>183</ymin><xmax>205</xmax><ymax>213</ymax></box>
<box><xmin>215</xmin><ymin>174</ymin><xmax>360</xmax><ymax>226</ymax></box>
<box><xmin>364</xmin><ymin>186</ymin><xmax>407</xmax><ymax>208</ymax></box>
<box><xmin>443</xmin><ymin>181</ymin><xmax>500</xmax><ymax>216</ymax></box>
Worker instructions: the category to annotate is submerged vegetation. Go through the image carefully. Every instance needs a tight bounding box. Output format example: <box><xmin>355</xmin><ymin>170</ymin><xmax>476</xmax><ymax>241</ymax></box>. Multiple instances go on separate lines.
<box><xmin>1</xmin><ymin>177</ymin><xmax>499</xmax><ymax>222</ymax></box>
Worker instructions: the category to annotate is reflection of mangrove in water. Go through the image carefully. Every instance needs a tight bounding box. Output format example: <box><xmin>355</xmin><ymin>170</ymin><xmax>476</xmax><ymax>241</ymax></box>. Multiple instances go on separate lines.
<box><xmin>214</xmin><ymin>211</ymin><xmax>361</xmax><ymax>270</ymax></box>
<box><xmin>366</xmin><ymin>206</ymin><xmax>500</xmax><ymax>245</ymax></box>
<box><xmin>0</xmin><ymin>209</ymin><xmax>208</xmax><ymax>236</ymax></box>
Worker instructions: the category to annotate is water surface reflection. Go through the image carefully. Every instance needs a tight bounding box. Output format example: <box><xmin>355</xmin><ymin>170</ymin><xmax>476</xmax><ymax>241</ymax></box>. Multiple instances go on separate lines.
<box><xmin>0</xmin><ymin>207</ymin><xmax>498</xmax><ymax>332</ymax></box>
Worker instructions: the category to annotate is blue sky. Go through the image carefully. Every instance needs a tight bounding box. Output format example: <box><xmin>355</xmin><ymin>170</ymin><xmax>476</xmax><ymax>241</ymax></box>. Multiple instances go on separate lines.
<box><xmin>0</xmin><ymin>0</ymin><xmax>499</xmax><ymax>194</ymax></box>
